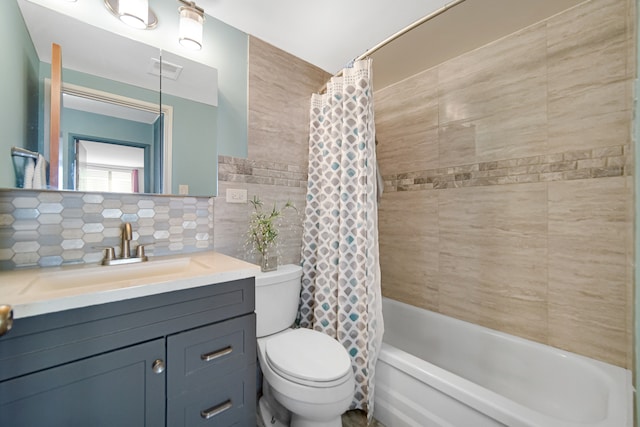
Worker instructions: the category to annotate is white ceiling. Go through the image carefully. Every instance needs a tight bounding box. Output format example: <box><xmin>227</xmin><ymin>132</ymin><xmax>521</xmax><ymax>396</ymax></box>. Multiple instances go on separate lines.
<box><xmin>199</xmin><ymin>0</ymin><xmax>586</xmax><ymax>84</ymax></box>
<box><xmin>20</xmin><ymin>0</ymin><xmax>586</xmax><ymax>90</ymax></box>
<box><xmin>197</xmin><ymin>0</ymin><xmax>453</xmax><ymax>74</ymax></box>
<box><xmin>21</xmin><ymin>0</ymin><xmax>453</xmax><ymax>74</ymax></box>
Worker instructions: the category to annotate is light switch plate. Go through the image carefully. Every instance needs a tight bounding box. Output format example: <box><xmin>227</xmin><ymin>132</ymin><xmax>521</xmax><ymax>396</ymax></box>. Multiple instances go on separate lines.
<box><xmin>226</xmin><ymin>188</ymin><xmax>247</xmax><ymax>203</ymax></box>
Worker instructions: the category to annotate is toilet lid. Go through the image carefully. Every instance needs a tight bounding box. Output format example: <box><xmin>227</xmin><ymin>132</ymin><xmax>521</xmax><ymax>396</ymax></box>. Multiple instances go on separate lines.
<box><xmin>265</xmin><ymin>328</ymin><xmax>352</xmax><ymax>383</ymax></box>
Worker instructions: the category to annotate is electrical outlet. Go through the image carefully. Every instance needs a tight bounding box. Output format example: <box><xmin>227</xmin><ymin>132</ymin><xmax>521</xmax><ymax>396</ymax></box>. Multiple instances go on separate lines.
<box><xmin>226</xmin><ymin>188</ymin><xmax>247</xmax><ymax>203</ymax></box>
<box><xmin>178</xmin><ymin>184</ymin><xmax>189</xmax><ymax>195</ymax></box>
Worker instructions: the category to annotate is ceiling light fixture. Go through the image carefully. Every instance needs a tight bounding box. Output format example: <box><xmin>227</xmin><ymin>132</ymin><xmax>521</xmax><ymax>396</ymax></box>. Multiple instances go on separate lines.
<box><xmin>119</xmin><ymin>0</ymin><xmax>148</xmax><ymax>28</ymax></box>
<box><xmin>178</xmin><ymin>0</ymin><xmax>205</xmax><ymax>51</ymax></box>
<box><xmin>104</xmin><ymin>0</ymin><xmax>158</xmax><ymax>30</ymax></box>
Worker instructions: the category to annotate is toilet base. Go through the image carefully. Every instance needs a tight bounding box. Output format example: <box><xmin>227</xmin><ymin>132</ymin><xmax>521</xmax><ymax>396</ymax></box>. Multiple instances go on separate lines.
<box><xmin>259</xmin><ymin>396</ymin><xmax>288</xmax><ymax>427</ymax></box>
<box><xmin>258</xmin><ymin>394</ymin><xmax>344</xmax><ymax>427</ymax></box>
<box><xmin>259</xmin><ymin>381</ymin><xmax>292</xmax><ymax>426</ymax></box>
<box><xmin>290</xmin><ymin>413</ymin><xmax>343</xmax><ymax>427</ymax></box>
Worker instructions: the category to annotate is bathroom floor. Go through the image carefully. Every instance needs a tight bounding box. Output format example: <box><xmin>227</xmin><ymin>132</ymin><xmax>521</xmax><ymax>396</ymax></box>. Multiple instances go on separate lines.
<box><xmin>256</xmin><ymin>409</ymin><xmax>386</xmax><ymax>427</ymax></box>
<box><xmin>341</xmin><ymin>410</ymin><xmax>386</xmax><ymax>427</ymax></box>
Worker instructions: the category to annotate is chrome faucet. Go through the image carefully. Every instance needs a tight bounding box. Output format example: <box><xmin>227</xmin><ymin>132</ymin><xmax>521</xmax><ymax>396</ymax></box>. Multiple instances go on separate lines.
<box><xmin>102</xmin><ymin>222</ymin><xmax>148</xmax><ymax>266</ymax></box>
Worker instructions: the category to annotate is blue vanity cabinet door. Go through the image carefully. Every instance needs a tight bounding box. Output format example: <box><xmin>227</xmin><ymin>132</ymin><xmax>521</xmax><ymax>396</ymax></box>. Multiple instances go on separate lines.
<box><xmin>0</xmin><ymin>338</ymin><xmax>165</xmax><ymax>427</ymax></box>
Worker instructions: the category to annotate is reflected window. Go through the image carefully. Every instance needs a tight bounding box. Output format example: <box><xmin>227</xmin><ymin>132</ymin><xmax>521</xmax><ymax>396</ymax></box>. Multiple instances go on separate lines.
<box><xmin>76</xmin><ymin>140</ymin><xmax>145</xmax><ymax>193</ymax></box>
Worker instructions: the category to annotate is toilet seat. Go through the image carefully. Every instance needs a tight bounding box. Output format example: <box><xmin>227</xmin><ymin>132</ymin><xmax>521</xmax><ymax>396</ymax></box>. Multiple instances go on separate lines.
<box><xmin>265</xmin><ymin>328</ymin><xmax>352</xmax><ymax>388</ymax></box>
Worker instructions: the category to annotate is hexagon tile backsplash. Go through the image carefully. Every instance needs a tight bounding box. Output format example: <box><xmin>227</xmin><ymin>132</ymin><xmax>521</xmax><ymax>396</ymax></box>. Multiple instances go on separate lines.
<box><xmin>0</xmin><ymin>189</ymin><xmax>214</xmax><ymax>270</ymax></box>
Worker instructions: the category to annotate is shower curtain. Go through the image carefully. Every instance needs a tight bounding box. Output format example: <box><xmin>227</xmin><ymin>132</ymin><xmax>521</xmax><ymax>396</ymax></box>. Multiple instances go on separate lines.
<box><xmin>299</xmin><ymin>59</ymin><xmax>384</xmax><ymax>417</ymax></box>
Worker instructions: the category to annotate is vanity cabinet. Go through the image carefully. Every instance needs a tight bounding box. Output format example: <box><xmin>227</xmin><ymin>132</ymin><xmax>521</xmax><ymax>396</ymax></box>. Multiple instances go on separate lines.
<box><xmin>0</xmin><ymin>277</ymin><xmax>256</xmax><ymax>427</ymax></box>
<box><xmin>0</xmin><ymin>339</ymin><xmax>166</xmax><ymax>426</ymax></box>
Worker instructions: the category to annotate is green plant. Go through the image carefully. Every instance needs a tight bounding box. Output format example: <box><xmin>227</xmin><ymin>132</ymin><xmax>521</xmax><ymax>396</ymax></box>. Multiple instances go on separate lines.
<box><xmin>247</xmin><ymin>196</ymin><xmax>296</xmax><ymax>259</ymax></box>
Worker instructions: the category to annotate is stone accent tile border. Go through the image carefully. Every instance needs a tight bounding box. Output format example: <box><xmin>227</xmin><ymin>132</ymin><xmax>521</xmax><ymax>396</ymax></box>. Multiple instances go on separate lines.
<box><xmin>218</xmin><ymin>156</ymin><xmax>308</xmax><ymax>187</ymax></box>
<box><xmin>383</xmin><ymin>145</ymin><xmax>632</xmax><ymax>191</ymax></box>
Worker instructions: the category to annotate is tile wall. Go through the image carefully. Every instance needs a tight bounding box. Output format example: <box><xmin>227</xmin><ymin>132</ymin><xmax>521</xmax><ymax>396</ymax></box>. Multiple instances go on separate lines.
<box><xmin>0</xmin><ymin>189</ymin><xmax>213</xmax><ymax>270</ymax></box>
<box><xmin>375</xmin><ymin>0</ymin><xmax>635</xmax><ymax>368</ymax></box>
<box><xmin>213</xmin><ymin>37</ymin><xmax>330</xmax><ymax>266</ymax></box>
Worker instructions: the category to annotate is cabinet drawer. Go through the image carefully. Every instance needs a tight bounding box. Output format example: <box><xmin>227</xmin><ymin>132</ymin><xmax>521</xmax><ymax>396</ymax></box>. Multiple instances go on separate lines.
<box><xmin>167</xmin><ymin>364</ymin><xmax>256</xmax><ymax>427</ymax></box>
<box><xmin>167</xmin><ymin>313</ymin><xmax>256</xmax><ymax>395</ymax></box>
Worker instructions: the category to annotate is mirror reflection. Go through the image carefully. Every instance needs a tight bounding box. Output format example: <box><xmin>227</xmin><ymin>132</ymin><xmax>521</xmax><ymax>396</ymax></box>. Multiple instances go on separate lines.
<box><xmin>61</xmin><ymin>89</ymin><xmax>164</xmax><ymax>194</ymax></box>
<box><xmin>76</xmin><ymin>140</ymin><xmax>145</xmax><ymax>193</ymax></box>
<box><xmin>5</xmin><ymin>0</ymin><xmax>219</xmax><ymax>196</ymax></box>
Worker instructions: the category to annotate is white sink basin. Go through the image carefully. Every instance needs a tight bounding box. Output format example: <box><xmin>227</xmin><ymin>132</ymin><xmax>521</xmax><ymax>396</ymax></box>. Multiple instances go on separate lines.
<box><xmin>19</xmin><ymin>257</ymin><xmax>210</xmax><ymax>295</ymax></box>
<box><xmin>1</xmin><ymin>251</ymin><xmax>259</xmax><ymax>320</ymax></box>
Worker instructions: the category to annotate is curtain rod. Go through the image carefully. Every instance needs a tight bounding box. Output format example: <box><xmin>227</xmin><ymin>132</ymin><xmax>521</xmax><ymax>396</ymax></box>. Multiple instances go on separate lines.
<box><xmin>318</xmin><ymin>0</ymin><xmax>467</xmax><ymax>93</ymax></box>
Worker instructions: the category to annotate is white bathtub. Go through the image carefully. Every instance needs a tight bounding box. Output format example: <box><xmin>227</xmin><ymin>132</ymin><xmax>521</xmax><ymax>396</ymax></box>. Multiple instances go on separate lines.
<box><xmin>373</xmin><ymin>298</ymin><xmax>633</xmax><ymax>427</ymax></box>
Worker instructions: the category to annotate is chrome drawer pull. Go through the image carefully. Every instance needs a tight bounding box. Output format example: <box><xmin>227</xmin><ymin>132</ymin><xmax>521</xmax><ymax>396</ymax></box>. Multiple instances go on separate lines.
<box><xmin>200</xmin><ymin>399</ymin><xmax>232</xmax><ymax>419</ymax></box>
<box><xmin>200</xmin><ymin>346</ymin><xmax>233</xmax><ymax>362</ymax></box>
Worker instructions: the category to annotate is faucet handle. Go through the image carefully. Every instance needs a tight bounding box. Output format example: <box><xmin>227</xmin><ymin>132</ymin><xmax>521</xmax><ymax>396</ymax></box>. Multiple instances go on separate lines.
<box><xmin>104</xmin><ymin>247</ymin><xmax>115</xmax><ymax>260</ymax></box>
<box><xmin>100</xmin><ymin>247</ymin><xmax>116</xmax><ymax>265</ymax></box>
<box><xmin>136</xmin><ymin>245</ymin><xmax>145</xmax><ymax>258</ymax></box>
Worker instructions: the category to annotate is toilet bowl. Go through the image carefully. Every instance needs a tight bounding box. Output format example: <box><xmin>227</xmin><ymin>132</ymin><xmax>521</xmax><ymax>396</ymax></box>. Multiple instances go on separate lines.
<box><xmin>257</xmin><ymin>328</ymin><xmax>355</xmax><ymax>427</ymax></box>
<box><xmin>255</xmin><ymin>265</ymin><xmax>355</xmax><ymax>427</ymax></box>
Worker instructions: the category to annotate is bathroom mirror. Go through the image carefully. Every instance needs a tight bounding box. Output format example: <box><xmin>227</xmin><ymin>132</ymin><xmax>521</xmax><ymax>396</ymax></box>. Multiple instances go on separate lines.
<box><xmin>4</xmin><ymin>0</ymin><xmax>219</xmax><ymax>196</ymax></box>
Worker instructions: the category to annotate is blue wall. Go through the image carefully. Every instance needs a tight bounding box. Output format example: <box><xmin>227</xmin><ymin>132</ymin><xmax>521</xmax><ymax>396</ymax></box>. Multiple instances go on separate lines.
<box><xmin>205</xmin><ymin>16</ymin><xmax>249</xmax><ymax>159</ymax></box>
<box><xmin>162</xmin><ymin>93</ymin><xmax>217</xmax><ymax>196</ymax></box>
<box><xmin>0</xmin><ymin>0</ymin><xmax>40</xmax><ymax>188</ymax></box>
<box><xmin>150</xmin><ymin>0</ymin><xmax>248</xmax><ymax>160</ymax></box>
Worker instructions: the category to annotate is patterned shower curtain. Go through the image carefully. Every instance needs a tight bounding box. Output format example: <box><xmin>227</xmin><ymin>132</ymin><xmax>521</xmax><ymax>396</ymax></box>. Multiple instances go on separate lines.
<box><xmin>299</xmin><ymin>59</ymin><xmax>384</xmax><ymax>417</ymax></box>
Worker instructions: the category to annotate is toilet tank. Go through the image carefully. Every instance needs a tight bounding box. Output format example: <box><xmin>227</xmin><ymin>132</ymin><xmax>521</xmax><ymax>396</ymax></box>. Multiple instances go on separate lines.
<box><xmin>254</xmin><ymin>264</ymin><xmax>303</xmax><ymax>337</ymax></box>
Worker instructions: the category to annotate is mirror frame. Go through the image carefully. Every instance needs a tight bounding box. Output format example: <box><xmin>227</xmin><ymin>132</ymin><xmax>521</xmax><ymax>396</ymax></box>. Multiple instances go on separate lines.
<box><xmin>49</xmin><ymin>42</ymin><xmax>61</xmax><ymax>188</ymax></box>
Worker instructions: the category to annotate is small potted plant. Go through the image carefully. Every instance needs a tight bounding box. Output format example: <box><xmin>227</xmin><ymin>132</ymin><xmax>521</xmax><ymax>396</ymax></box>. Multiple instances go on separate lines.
<box><xmin>247</xmin><ymin>196</ymin><xmax>296</xmax><ymax>272</ymax></box>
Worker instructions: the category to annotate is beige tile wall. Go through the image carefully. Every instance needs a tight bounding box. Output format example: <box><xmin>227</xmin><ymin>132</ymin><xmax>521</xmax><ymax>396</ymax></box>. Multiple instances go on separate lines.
<box><xmin>213</xmin><ymin>37</ymin><xmax>330</xmax><ymax>267</ymax></box>
<box><xmin>375</xmin><ymin>0</ymin><xmax>634</xmax><ymax>368</ymax></box>
<box><xmin>247</xmin><ymin>37</ymin><xmax>329</xmax><ymax>166</ymax></box>
<box><xmin>215</xmin><ymin>158</ymin><xmax>307</xmax><ymax>264</ymax></box>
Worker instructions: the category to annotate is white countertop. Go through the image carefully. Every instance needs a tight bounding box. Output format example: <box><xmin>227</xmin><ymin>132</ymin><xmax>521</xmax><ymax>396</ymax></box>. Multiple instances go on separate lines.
<box><xmin>1</xmin><ymin>251</ymin><xmax>260</xmax><ymax>319</ymax></box>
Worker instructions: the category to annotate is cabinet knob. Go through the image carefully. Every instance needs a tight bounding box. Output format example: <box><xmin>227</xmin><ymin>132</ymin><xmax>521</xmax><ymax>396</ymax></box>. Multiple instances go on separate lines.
<box><xmin>151</xmin><ymin>359</ymin><xmax>165</xmax><ymax>374</ymax></box>
<box><xmin>0</xmin><ymin>305</ymin><xmax>13</xmax><ymax>337</ymax></box>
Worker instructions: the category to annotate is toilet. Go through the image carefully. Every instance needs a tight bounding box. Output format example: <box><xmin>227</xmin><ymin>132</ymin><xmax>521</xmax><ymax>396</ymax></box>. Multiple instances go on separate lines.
<box><xmin>255</xmin><ymin>264</ymin><xmax>355</xmax><ymax>427</ymax></box>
